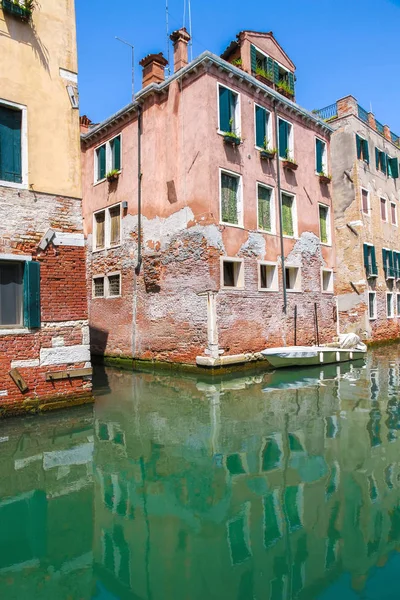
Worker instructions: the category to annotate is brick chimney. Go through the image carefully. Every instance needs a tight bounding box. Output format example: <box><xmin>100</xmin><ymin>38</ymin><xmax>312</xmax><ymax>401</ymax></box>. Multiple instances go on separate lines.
<box><xmin>170</xmin><ymin>27</ymin><xmax>191</xmax><ymax>72</ymax></box>
<box><xmin>80</xmin><ymin>115</ymin><xmax>92</xmax><ymax>134</ymax></box>
<box><xmin>139</xmin><ymin>53</ymin><xmax>168</xmax><ymax>87</ymax></box>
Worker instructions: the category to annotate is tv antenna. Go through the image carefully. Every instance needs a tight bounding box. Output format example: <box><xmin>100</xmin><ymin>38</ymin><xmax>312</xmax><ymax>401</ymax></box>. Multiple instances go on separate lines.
<box><xmin>115</xmin><ymin>37</ymin><xmax>135</xmax><ymax>101</ymax></box>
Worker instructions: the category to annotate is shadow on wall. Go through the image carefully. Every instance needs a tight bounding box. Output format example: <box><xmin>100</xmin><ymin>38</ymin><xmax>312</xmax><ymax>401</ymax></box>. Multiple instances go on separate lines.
<box><xmin>90</xmin><ymin>326</ymin><xmax>109</xmax><ymax>356</ymax></box>
<box><xmin>1</xmin><ymin>9</ymin><xmax>50</xmax><ymax>73</ymax></box>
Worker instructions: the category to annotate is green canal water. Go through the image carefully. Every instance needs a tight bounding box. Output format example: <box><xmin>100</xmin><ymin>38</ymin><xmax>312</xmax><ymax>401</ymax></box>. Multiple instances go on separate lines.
<box><xmin>1</xmin><ymin>347</ymin><xmax>400</xmax><ymax>599</ymax></box>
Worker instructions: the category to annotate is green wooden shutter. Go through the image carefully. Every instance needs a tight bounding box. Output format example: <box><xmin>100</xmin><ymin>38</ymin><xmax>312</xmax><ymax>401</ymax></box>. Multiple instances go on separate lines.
<box><xmin>288</xmin><ymin>72</ymin><xmax>295</xmax><ymax>94</ymax></box>
<box><xmin>258</xmin><ymin>186</ymin><xmax>271</xmax><ymax>231</ymax></box>
<box><xmin>282</xmin><ymin>194</ymin><xmax>293</xmax><ymax>236</ymax></box>
<box><xmin>250</xmin><ymin>44</ymin><xmax>257</xmax><ymax>73</ymax></box>
<box><xmin>267</xmin><ymin>57</ymin><xmax>274</xmax><ymax>78</ymax></box>
<box><xmin>112</xmin><ymin>136</ymin><xmax>121</xmax><ymax>171</ymax></box>
<box><xmin>316</xmin><ymin>139</ymin><xmax>323</xmax><ymax>173</ymax></box>
<box><xmin>23</xmin><ymin>261</ymin><xmax>41</xmax><ymax>329</ymax></box>
<box><xmin>389</xmin><ymin>250</ymin><xmax>394</xmax><ymax>277</ymax></box>
<box><xmin>363</xmin><ymin>139</ymin><xmax>369</xmax><ymax>164</ymax></box>
<box><xmin>375</xmin><ymin>147</ymin><xmax>380</xmax><ymax>169</ymax></box>
<box><xmin>255</xmin><ymin>105</ymin><xmax>266</xmax><ymax>148</ymax></box>
<box><xmin>381</xmin><ymin>152</ymin><xmax>387</xmax><ymax>174</ymax></box>
<box><xmin>319</xmin><ymin>205</ymin><xmax>328</xmax><ymax>243</ymax></box>
<box><xmin>278</xmin><ymin>119</ymin><xmax>288</xmax><ymax>158</ymax></box>
<box><xmin>371</xmin><ymin>245</ymin><xmax>377</xmax><ymax>275</ymax></box>
<box><xmin>356</xmin><ymin>135</ymin><xmax>362</xmax><ymax>160</ymax></box>
<box><xmin>0</xmin><ymin>105</ymin><xmax>22</xmax><ymax>183</ymax></box>
<box><xmin>382</xmin><ymin>248</ymin><xmax>387</xmax><ymax>277</ymax></box>
<box><xmin>390</xmin><ymin>157</ymin><xmax>399</xmax><ymax>178</ymax></box>
<box><xmin>273</xmin><ymin>61</ymin><xmax>280</xmax><ymax>84</ymax></box>
<box><xmin>363</xmin><ymin>243</ymin><xmax>369</xmax><ymax>271</ymax></box>
<box><xmin>221</xmin><ymin>173</ymin><xmax>238</xmax><ymax>224</ymax></box>
<box><xmin>219</xmin><ymin>86</ymin><xmax>231</xmax><ymax>132</ymax></box>
<box><xmin>97</xmin><ymin>145</ymin><xmax>106</xmax><ymax>180</ymax></box>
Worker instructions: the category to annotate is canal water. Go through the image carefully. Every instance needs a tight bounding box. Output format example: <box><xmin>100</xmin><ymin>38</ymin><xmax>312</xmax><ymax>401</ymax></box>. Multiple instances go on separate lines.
<box><xmin>1</xmin><ymin>347</ymin><xmax>400</xmax><ymax>599</ymax></box>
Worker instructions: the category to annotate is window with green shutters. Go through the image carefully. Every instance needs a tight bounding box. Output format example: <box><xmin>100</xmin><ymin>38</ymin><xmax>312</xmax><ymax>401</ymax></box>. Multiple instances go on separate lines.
<box><xmin>0</xmin><ymin>104</ymin><xmax>22</xmax><ymax>184</ymax></box>
<box><xmin>383</xmin><ymin>249</ymin><xmax>395</xmax><ymax>279</ymax></box>
<box><xmin>218</xmin><ymin>84</ymin><xmax>239</xmax><ymax>134</ymax></box>
<box><xmin>375</xmin><ymin>148</ymin><xmax>387</xmax><ymax>173</ymax></box>
<box><xmin>281</xmin><ymin>192</ymin><xmax>295</xmax><ymax>237</ymax></box>
<box><xmin>363</xmin><ymin>243</ymin><xmax>378</xmax><ymax>277</ymax></box>
<box><xmin>319</xmin><ymin>204</ymin><xmax>330</xmax><ymax>244</ymax></box>
<box><xmin>387</xmin><ymin>156</ymin><xmax>399</xmax><ymax>179</ymax></box>
<box><xmin>315</xmin><ymin>138</ymin><xmax>327</xmax><ymax>174</ymax></box>
<box><xmin>255</xmin><ymin>105</ymin><xmax>270</xmax><ymax>149</ymax></box>
<box><xmin>96</xmin><ymin>144</ymin><xmax>106</xmax><ymax>181</ymax></box>
<box><xmin>356</xmin><ymin>134</ymin><xmax>369</xmax><ymax>163</ymax></box>
<box><xmin>95</xmin><ymin>134</ymin><xmax>122</xmax><ymax>182</ymax></box>
<box><xmin>0</xmin><ymin>260</ymin><xmax>40</xmax><ymax>328</ymax></box>
<box><xmin>250</xmin><ymin>44</ymin><xmax>295</xmax><ymax>95</ymax></box>
<box><xmin>111</xmin><ymin>135</ymin><xmax>121</xmax><ymax>171</ymax></box>
<box><xmin>278</xmin><ymin>118</ymin><xmax>293</xmax><ymax>159</ymax></box>
<box><xmin>257</xmin><ymin>184</ymin><xmax>273</xmax><ymax>232</ymax></box>
<box><xmin>220</xmin><ymin>171</ymin><xmax>241</xmax><ymax>225</ymax></box>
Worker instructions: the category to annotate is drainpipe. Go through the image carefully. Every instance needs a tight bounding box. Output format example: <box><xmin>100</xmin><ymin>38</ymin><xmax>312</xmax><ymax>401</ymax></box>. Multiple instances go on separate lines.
<box><xmin>273</xmin><ymin>101</ymin><xmax>287</xmax><ymax>314</ymax></box>
<box><xmin>135</xmin><ymin>104</ymin><xmax>143</xmax><ymax>275</ymax></box>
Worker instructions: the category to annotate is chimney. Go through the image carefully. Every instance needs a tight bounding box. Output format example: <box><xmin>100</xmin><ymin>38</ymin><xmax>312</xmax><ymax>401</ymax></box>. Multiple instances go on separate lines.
<box><xmin>139</xmin><ymin>53</ymin><xmax>168</xmax><ymax>87</ymax></box>
<box><xmin>170</xmin><ymin>27</ymin><xmax>191</xmax><ymax>72</ymax></box>
<box><xmin>80</xmin><ymin>115</ymin><xmax>92</xmax><ymax>134</ymax></box>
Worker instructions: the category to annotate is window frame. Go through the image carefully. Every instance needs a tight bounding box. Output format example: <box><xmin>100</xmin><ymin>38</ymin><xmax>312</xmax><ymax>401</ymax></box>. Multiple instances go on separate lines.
<box><xmin>254</xmin><ymin>103</ymin><xmax>272</xmax><ymax>150</ymax></box>
<box><xmin>92</xmin><ymin>275</ymin><xmax>105</xmax><ymax>298</ymax></box>
<box><xmin>390</xmin><ymin>202</ymin><xmax>398</xmax><ymax>226</ymax></box>
<box><xmin>0</xmin><ymin>98</ymin><xmax>28</xmax><ymax>189</ymax></box>
<box><xmin>318</xmin><ymin>203</ymin><xmax>331</xmax><ymax>246</ymax></box>
<box><xmin>0</xmin><ymin>259</ymin><xmax>24</xmax><ymax>328</ymax></box>
<box><xmin>321</xmin><ymin>268</ymin><xmax>334</xmax><ymax>294</ymax></box>
<box><xmin>284</xmin><ymin>265</ymin><xmax>301</xmax><ymax>293</ymax></box>
<box><xmin>220</xmin><ymin>257</ymin><xmax>244</xmax><ymax>290</ymax></box>
<box><xmin>107</xmin><ymin>272</ymin><xmax>121</xmax><ymax>298</ymax></box>
<box><xmin>256</xmin><ymin>182</ymin><xmax>275</xmax><ymax>234</ymax></box>
<box><xmin>258</xmin><ymin>261</ymin><xmax>279</xmax><ymax>292</ymax></box>
<box><xmin>315</xmin><ymin>137</ymin><xmax>327</xmax><ymax>175</ymax></box>
<box><xmin>219</xmin><ymin>168</ymin><xmax>243</xmax><ymax>228</ymax></box>
<box><xmin>361</xmin><ymin>187</ymin><xmax>370</xmax><ymax>216</ymax></box>
<box><xmin>93</xmin><ymin>203</ymin><xmax>122</xmax><ymax>252</ymax></box>
<box><xmin>217</xmin><ymin>83</ymin><xmax>241</xmax><ymax>137</ymax></box>
<box><xmin>387</xmin><ymin>292</ymin><xmax>394</xmax><ymax>319</ymax></box>
<box><xmin>280</xmin><ymin>190</ymin><xmax>297</xmax><ymax>238</ymax></box>
<box><xmin>368</xmin><ymin>291</ymin><xmax>377</xmax><ymax>320</ymax></box>
<box><xmin>376</xmin><ymin>147</ymin><xmax>387</xmax><ymax>174</ymax></box>
<box><xmin>93</xmin><ymin>133</ymin><xmax>122</xmax><ymax>185</ymax></box>
<box><xmin>356</xmin><ymin>134</ymin><xmax>369</xmax><ymax>163</ymax></box>
<box><xmin>278</xmin><ymin>117</ymin><xmax>294</xmax><ymax>160</ymax></box>
<box><xmin>380</xmin><ymin>197</ymin><xmax>388</xmax><ymax>222</ymax></box>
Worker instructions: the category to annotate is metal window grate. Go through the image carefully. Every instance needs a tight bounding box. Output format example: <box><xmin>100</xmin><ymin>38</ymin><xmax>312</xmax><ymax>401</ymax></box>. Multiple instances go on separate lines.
<box><xmin>108</xmin><ymin>274</ymin><xmax>120</xmax><ymax>297</ymax></box>
<box><xmin>93</xmin><ymin>277</ymin><xmax>104</xmax><ymax>298</ymax></box>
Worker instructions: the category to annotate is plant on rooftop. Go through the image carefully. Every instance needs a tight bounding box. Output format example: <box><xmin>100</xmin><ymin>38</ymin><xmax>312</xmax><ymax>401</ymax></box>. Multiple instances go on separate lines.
<box><xmin>255</xmin><ymin>66</ymin><xmax>274</xmax><ymax>82</ymax></box>
<box><xmin>106</xmin><ymin>169</ymin><xmax>120</xmax><ymax>182</ymax></box>
<box><xmin>276</xmin><ymin>79</ymin><xmax>294</xmax><ymax>98</ymax></box>
<box><xmin>232</xmin><ymin>58</ymin><xmax>243</xmax><ymax>67</ymax></box>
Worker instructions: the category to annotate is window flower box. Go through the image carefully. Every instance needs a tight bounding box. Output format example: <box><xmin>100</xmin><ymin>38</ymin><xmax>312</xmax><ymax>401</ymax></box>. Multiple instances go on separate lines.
<box><xmin>1</xmin><ymin>0</ymin><xmax>32</xmax><ymax>20</ymax></box>
<box><xmin>282</xmin><ymin>159</ymin><xmax>298</xmax><ymax>171</ymax></box>
<box><xmin>223</xmin><ymin>133</ymin><xmax>241</xmax><ymax>146</ymax></box>
<box><xmin>318</xmin><ymin>173</ymin><xmax>332</xmax><ymax>184</ymax></box>
<box><xmin>106</xmin><ymin>169</ymin><xmax>120</xmax><ymax>183</ymax></box>
<box><xmin>260</xmin><ymin>148</ymin><xmax>277</xmax><ymax>160</ymax></box>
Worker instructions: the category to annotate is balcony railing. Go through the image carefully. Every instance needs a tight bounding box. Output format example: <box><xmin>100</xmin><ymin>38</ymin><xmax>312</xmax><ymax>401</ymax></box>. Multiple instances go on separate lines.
<box><xmin>375</xmin><ymin>120</ymin><xmax>384</xmax><ymax>135</ymax></box>
<box><xmin>357</xmin><ymin>105</ymin><xmax>369</xmax><ymax>124</ymax></box>
<box><xmin>392</xmin><ymin>132</ymin><xmax>400</xmax><ymax>145</ymax></box>
<box><xmin>312</xmin><ymin>103</ymin><xmax>337</xmax><ymax>122</ymax></box>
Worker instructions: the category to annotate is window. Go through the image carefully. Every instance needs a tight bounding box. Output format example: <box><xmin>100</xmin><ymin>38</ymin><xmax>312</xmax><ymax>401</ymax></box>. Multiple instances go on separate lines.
<box><xmin>395</xmin><ymin>252</ymin><xmax>400</xmax><ymax>279</ymax></box>
<box><xmin>218</xmin><ymin>84</ymin><xmax>240</xmax><ymax>135</ymax></box>
<box><xmin>221</xmin><ymin>258</ymin><xmax>244</xmax><ymax>288</ymax></box>
<box><xmin>254</xmin><ymin>104</ymin><xmax>272</xmax><ymax>149</ymax></box>
<box><xmin>382</xmin><ymin>249</ymin><xmax>395</xmax><ymax>279</ymax></box>
<box><xmin>375</xmin><ymin>148</ymin><xmax>387</xmax><ymax>174</ymax></box>
<box><xmin>93</xmin><ymin>277</ymin><xmax>105</xmax><ymax>298</ymax></box>
<box><xmin>363</xmin><ymin>244</ymin><xmax>378</xmax><ymax>277</ymax></box>
<box><xmin>259</xmin><ymin>262</ymin><xmax>278</xmax><ymax>291</ymax></box>
<box><xmin>278</xmin><ymin>118</ymin><xmax>293</xmax><ymax>159</ymax></box>
<box><xmin>387</xmin><ymin>293</ymin><xmax>394</xmax><ymax>318</ymax></box>
<box><xmin>391</xmin><ymin>202</ymin><xmax>397</xmax><ymax>226</ymax></box>
<box><xmin>387</xmin><ymin>156</ymin><xmax>399</xmax><ymax>179</ymax></box>
<box><xmin>94</xmin><ymin>134</ymin><xmax>122</xmax><ymax>182</ymax></box>
<box><xmin>250</xmin><ymin>44</ymin><xmax>295</xmax><ymax>95</ymax></box>
<box><xmin>93</xmin><ymin>204</ymin><xmax>122</xmax><ymax>251</ymax></box>
<box><xmin>368</xmin><ymin>292</ymin><xmax>377</xmax><ymax>320</ymax></box>
<box><xmin>220</xmin><ymin>170</ymin><xmax>242</xmax><ymax>226</ymax></box>
<box><xmin>0</xmin><ymin>260</ymin><xmax>40</xmax><ymax>328</ymax></box>
<box><xmin>319</xmin><ymin>204</ymin><xmax>330</xmax><ymax>244</ymax></box>
<box><xmin>227</xmin><ymin>508</ymin><xmax>251</xmax><ymax>565</ymax></box>
<box><xmin>281</xmin><ymin>192</ymin><xmax>296</xmax><ymax>237</ymax></box>
<box><xmin>285</xmin><ymin>266</ymin><xmax>301</xmax><ymax>292</ymax></box>
<box><xmin>322</xmin><ymin>269</ymin><xmax>334</xmax><ymax>293</ymax></box>
<box><xmin>0</xmin><ymin>102</ymin><xmax>25</xmax><ymax>185</ymax></box>
<box><xmin>380</xmin><ymin>197</ymin><xmax>387</xmax><ymax>221</ymax></box>
<box><xmin>361</xmin><ymin>188</ymin><xmax>370</xmax><ymax>215</ymax></box>
<box><xmin>315</xmin><ymin>138</ymin><xmax>327</xmax><ymax>174</ymax></box>
<box><xmin>257</xmin><ymin>184</ymin><xmax>274</xmax><ymax>232</ymax></box>
<box><xmin>108</xmin><ymin>274</ymin><xmax>121</xmax><ymax>297</ymax></box>
<box><xmin>397</xmin><ymin>294</ymin><xmax>400</xmax><ymax>316</ymax></box>
<box><xmin>356</xmin><ymin>134</ymin><xmax>369</xmax><ymax>163</ymax></box>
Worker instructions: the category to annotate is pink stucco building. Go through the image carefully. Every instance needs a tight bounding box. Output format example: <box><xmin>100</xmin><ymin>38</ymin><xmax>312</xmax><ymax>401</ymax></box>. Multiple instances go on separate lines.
<box><xmin>81</xmin><ymin>29</ymin><xmax>336</xmax><ymax>368</ymax></box>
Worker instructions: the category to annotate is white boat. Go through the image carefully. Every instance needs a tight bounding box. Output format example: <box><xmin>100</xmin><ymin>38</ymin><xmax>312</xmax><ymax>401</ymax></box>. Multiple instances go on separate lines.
<box><xmin>261</xmin><ymin>336</ymin><xmax>367</xmax><ymax>369</ymax></box>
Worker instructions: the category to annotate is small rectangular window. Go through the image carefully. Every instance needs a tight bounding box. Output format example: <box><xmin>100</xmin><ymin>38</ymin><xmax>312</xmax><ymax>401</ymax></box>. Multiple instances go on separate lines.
<box><xmin>278</xmin><ymin>118</ymin><xmax>293</xmax><ymax>159</ymax></box>
<box><xmin>257</xmin><ymin>184</ymin><xmax>273</xmax><ymax>232</ymax></box>
<box><xmin>319</xmin><ymin>204</ymin><xmax>330</xmax><ymax>244</ymax></box>
<box><xmin>285</xmin><ymin>266</ymin><xmax>301</xmax><ymax>292</ymax></box>
<box><xmin>363</xmin><ymin>244</ymin><xmax>378</xmax><ymax>277</ymax></box>
<box><xmin>383</xmin><ymin>249</ymin><xmax>395</xmax><ymax>279</ymax></box>
<box><xmin>375</xmin><ymin>148</ymin><xmax>387</xmax><ymax>174</ymax></box>
<box><xmin>322</xmin><ymin>269</ymin><xmax>333</xmax><ymax>293</ymax></box>
<box><xmin>94</xmin><ymin>210</ymin><xmax>105</xmax><ymax>250</ymax></box>
<box><xmin>368</xmin><ymin>292</ymin><xmax>377</xmax><ymax>320</ymax></box>
<box><xmin>0</xmin><ymin>261</ymin><xmax>23</xmax><ymax>326</ymax></box>
<box><xmin>220</xmin><ymin>171</ymin><xmax>241</xmax><ymax>226</ymax></box>
<box><xmin>96</xmin><ymin>144</ymin><xmax>106</xmax><ymax>182</ymax></box>
<box><xmin>356</xmin><ymin>134</ymin><xmax>369</xmax><ymax>163</ymax></box>
<box><xmin>218</xmin><ymin>85</ymin><xmax>240</xmax><ymax>135</ymax></box>
<box><xmin>361</xmin><ymin>189</ymin><xmax>369</xmax><ymax>215</ymax></box>
<box><xmin>93</xmin><ymin>277</ymin><xmax>105</xmax><ymax>298</ymax></box>
<box><xmin>259</xmin><ymin>263</ymin><xmax>278</xmax><ymax>291</ymax></box>
<box><xmin>380</xmin><ymin>198</ymin><xmax>387</xmax><ymax>221</ymax></box>
<box><xmin>387</xmin><ymin>293</ymin><xmax>394</xmax><ymax>318</ymax></box>
<box><xmin>94</xmin><ymin>134</ymin><xmax>122</xmax><ymax>183</ymax></box>
<box><xmin>222</xmin><ymin>259</ymin><xmax>243</xmax><ymax>288</ymax></box>
<box><xmin>109</xmin><ymin>205</ymin><xmax>121</xmax><ymax>247</ymax></box>
<box><xmin>0</xmin><ymin>104</ymin><xmax>22</xmax><ymax>184</ymax></box>
<box><xmin>315</xmin><ymin>138</ymin><xmax>327</xmax><ymax>174</ymax></box>
<box><xmin>388</xmin><ymin>156</ymin><xmax>399</xmax><ymax>179</ymax></box>
<box><xmin>281</xmin><ymin>192</ymin><xmax>296</xmax><ymax>237</ymax></box>
<box><xmin>391</xmin><ymin>203</ymin><xmax>397</xmax><ymax>226</ymax></box>
<box><xmin>108</xmin><ymin>274</ymin><xmax>121</xmax><ymax>297</ymax></box>
<box><xmin>255</xmin><ymin>105</ymin><xmax>271</xmax><ymax>149</ymax></box>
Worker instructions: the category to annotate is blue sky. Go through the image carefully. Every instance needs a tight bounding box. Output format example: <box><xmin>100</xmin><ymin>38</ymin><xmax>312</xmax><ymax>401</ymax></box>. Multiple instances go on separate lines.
<box><xmin>76</xmin><ymin>0</ymin><xmax>400</xmax><ymax>132</ymax></box>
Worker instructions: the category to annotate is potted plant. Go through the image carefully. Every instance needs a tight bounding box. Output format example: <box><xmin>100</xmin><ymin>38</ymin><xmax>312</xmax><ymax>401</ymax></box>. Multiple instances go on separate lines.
<box><xmin>232</xmin><ymin>57</ymin><xmax>243</xmax><ymax>69</ymax></box>
<box><xmin>223</xmin><ymin>119</ymin><xmax>241</xmax><ymax>146</ymax></box>
<box><xmin>282</xmin><ymin>150</ymin><xmax>298</xmax><ymax>170</ymax></box>
<box><xmin>260</xmin><ymin>138</ymin><xmax>277</xmax><ymax>160</ymax></box>
<box><xmin>276</xmin><ymin>80</ymin><xmax>294</xmax><ymax>99</ymax></box>
<box><xmin>2</xmin><ymin>0</ymin><xmax>35</xmax><ymax>21</ymax></box>
<box><xmin>255</xmin><ymin>66</ymin><xmax>274</xmax><ymax>85</ymax></box>
<box><xmin>318</xmin><ymin>171</ymin><xmax>332</xmax><ymax>184</ymax></box>
<box><xmin>106</xmin><ymin>169</ymin><xmax>120</xmax><ymax>182</ymax></box>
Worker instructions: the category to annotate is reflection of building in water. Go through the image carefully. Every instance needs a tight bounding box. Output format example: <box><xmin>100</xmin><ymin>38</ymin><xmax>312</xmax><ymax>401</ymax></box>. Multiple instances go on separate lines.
<box><xmin>92</xmin><ymin>362</ymin><xmax>400</xmax><ymax>599</ymax></box>
<box><xmin>0</xmin><ymin>408</ymin><xmax>94</xmax><ymax>598</ymax></box>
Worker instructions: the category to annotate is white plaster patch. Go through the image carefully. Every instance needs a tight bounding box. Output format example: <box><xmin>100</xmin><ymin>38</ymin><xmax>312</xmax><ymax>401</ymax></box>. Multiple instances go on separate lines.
<box><xmin>0</xmin><ymin>390</ymin><xmax>8</xmax><ymax>397</ymax></box>
<box><xmin>11</xmin><ymin>359</ymin><xmax>40</xmax><ymax>369</ymax></box>
<box><xmin>240</xmin><ymin>232</ymin><xmax>266</xmax><ymax>257</ymax></box>
<box><xmin>42</xmin><ymin>319</ymin><xmax>89</xmax><ymax>328</ymax></box>
<box><xmin>191</xmin><ymin>224</ymin><xmax>224</xmax><ymax>250</ymax></box>
<box><xmin>53</xmin><ymin>232</ymin><xmax>84</xmax><ymax>247</ymax></box>
<box><xmin>43</xmin><ymin>442</ymin><xmax>94</xmax><ymax>470</ymax></box>
<box><xmin>286</xmin><ymin>231</ymin><xmax>321</xmax><ymax>264</ymax></box>
<box><xmin>82</xmin><ymin>325</ymin><xmax>90</xmax><ymax>345</ymax></box>
<box><xmin>141</xmin><ymin>207</ymin><xmax>195</xmax><ymax>250</ymax></box>
<box><xmin>40</xmin><ymin>344</ymin><xmax>90</xmax><ymax>366</ymax></box>
<box><xmin>52</xmin><ymin>336</ymin><xmax>65</xmax><ymax>348</ymax></box>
